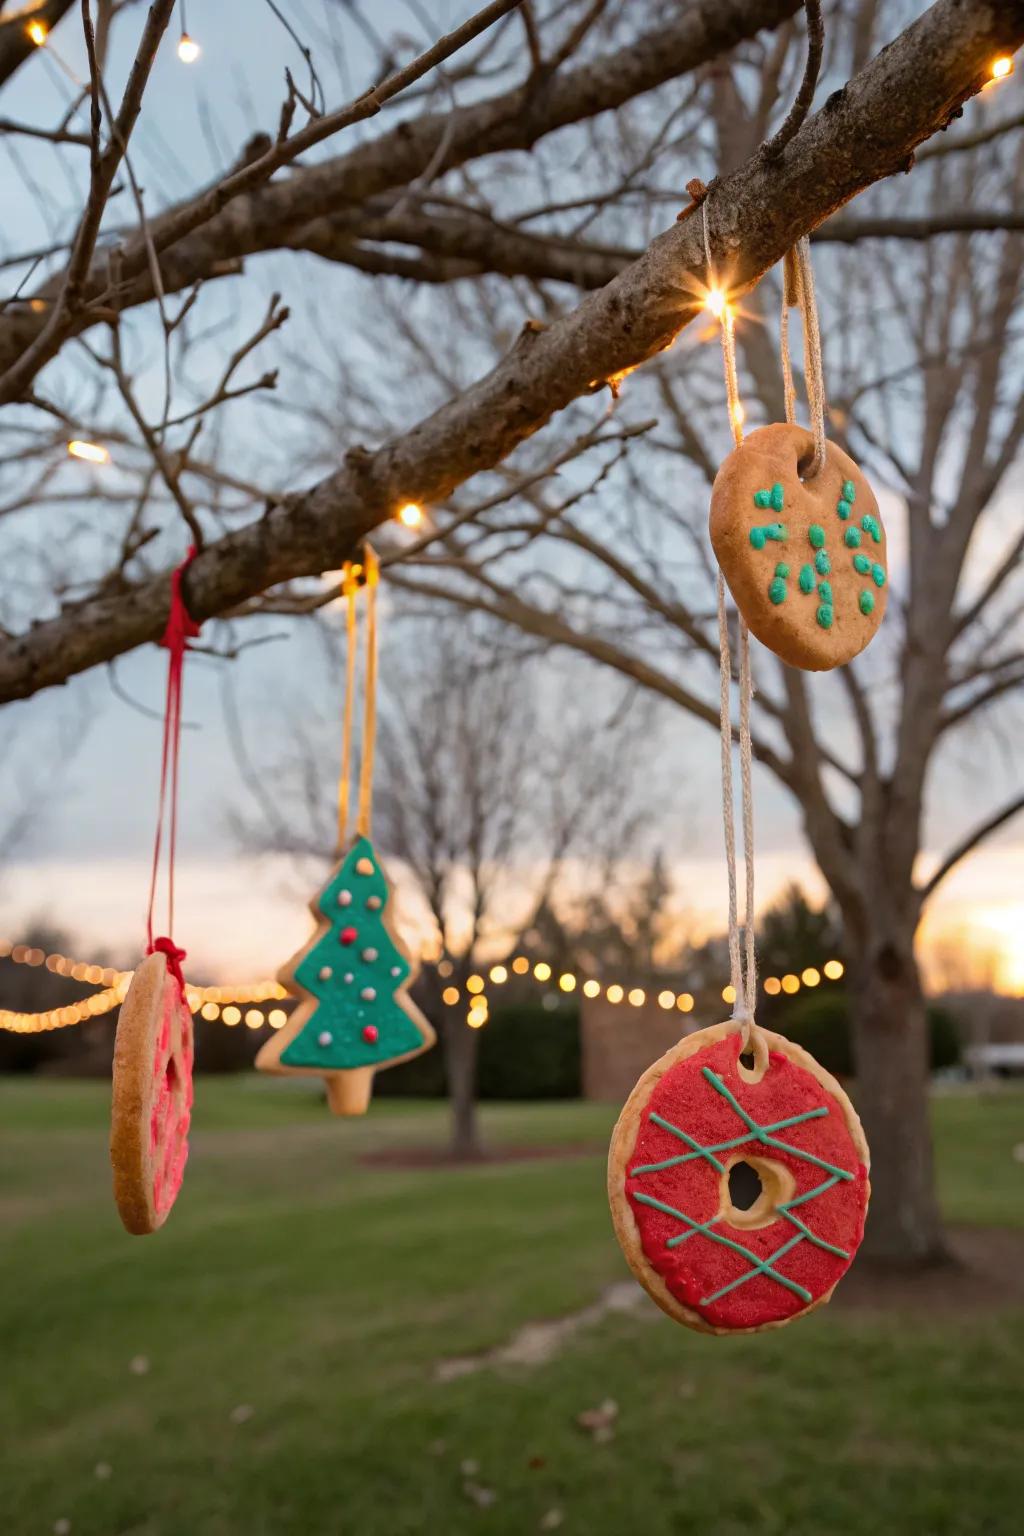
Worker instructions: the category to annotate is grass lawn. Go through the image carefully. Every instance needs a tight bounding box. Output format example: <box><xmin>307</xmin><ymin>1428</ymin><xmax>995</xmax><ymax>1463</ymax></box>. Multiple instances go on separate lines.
<box><xmin>0</xmin><ymin>1077</ymin><xmax>1022</xmax><ymax>1535</ymax></box>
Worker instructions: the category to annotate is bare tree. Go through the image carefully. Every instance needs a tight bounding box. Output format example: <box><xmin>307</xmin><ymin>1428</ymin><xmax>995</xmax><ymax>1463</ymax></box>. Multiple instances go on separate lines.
<box><xmin>1</xmin><ymin>1</ymin><xmax>1023</xmax><ymax>1249</ymax></box>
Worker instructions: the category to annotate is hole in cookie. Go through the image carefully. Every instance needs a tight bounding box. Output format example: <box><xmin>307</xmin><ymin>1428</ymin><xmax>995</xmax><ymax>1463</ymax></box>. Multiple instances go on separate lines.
<box><xmin>739</xmin><ymin>1048</ymin><xmax>756</xmax><ymax>1070</ymax></box>
<box><xmin>728</xmin><ymin>1159</ymin><xmax>763</xmax><ymax>1211</ymax></box>
<box><xmin>736</xmin><ymin>1028</ymin><xmax>769</xmax><ymax>1083</ymax></box>
<box><xmin>719</xmin><ymin>1154</ymin><xmax>796</xmax><ymax>1230</ymax></box>
<box><xmin>165</xmin><ymin>1056</ymin><xmax>179</xmax><ymax>1095</ymax></box>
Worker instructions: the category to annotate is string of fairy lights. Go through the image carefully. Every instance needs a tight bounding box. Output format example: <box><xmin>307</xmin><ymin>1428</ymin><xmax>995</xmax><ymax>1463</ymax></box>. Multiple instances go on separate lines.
<box><xmin>0</xmin><ymin>936</ymin><xmax>845</xmax><ymax>1035</ymax></box>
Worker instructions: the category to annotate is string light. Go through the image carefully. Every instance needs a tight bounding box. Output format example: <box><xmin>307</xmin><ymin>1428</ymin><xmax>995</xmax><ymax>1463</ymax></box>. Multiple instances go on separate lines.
<box><xmin>67</xmin><ymin>439</ymin><xmax>110</xmax><ymax>465</ymax></box>
<box><xmin>177</xmin><ymin>33</ymin><xmax>200</xmax><ymax>63</ymax></box>
<box><xmin>991</xmin><ymin>56</ymin><xmax>1013</xmax><ymax>81</ymax></box>
<box><xmin>27</xmin><ymin>20</ymin><xmax>48</xmax><ymax>46</ymax></box>
<box><xmin>722</xmin><ymin>984</ymin><xmax>736</xmax><ymax>1004</ymax></box>
<box><xmin>396</xmin><ymin>502</ymin><xmax>424</xmax><ymax>529</ymax></box>
<box><xmin>0</xmin><ymin>935</ymin><xmax>846</xmax><ymax>1034</ymax></box>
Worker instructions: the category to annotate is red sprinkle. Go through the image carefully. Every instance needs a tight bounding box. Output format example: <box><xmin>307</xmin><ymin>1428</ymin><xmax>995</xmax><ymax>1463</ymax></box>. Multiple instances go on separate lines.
<box><xmin>362</xmin><ymin>1024</ymin><xmax>379</xmax><ymax>1044</ymax></box>
<box><xmin>339</xmin><ymin>926</ymin><xmax>358</xmax><ymax>945</ymax></box>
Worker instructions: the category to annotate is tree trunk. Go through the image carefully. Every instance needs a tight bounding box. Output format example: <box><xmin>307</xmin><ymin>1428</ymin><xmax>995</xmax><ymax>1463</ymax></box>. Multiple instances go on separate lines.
<box><xmin>847</xmin><ymin>924</ymin><xmax>947</xmax><ymax>1265</ymax></box>
<box><xmin>443</xmin><ymin>1018</ymin><xmax>482</xmax><ymax>1160</ymax></box>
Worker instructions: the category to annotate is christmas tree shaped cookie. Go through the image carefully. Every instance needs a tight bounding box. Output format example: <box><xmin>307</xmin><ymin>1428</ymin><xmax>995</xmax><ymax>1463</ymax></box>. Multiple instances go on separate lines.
<box><xmin>256</xmin><ymin>835</ymin><xmax>434</xmax><ymax>1113</ymax></box>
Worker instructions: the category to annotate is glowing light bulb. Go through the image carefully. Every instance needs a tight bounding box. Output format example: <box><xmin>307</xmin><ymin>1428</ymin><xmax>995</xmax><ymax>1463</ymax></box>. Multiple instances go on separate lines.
<box><xmin>764</xmin><ymin>977</ymin><xmax>782</xmax><ymax>996</ymax></box>
<box><xmin>558</xmin><ymin>973</ymin><xmax>576</xmax><ymax>993</ymax></box>
<box><xmin>823</xmin><ymin>959</ymin><xmax>844</xmax><ymax>981</ymax></box>
<box><xmin>67</xmin><ymin>439</ymin><xmax>110</xmax><ymax>464</ymax></box>
<box><xmin>722</xmin><ymin>984</ymin><xmax>736</xmax><ymax>1004</ymax></box>
<box><xmin>442</xmin><ymin>986</ymin><xmax>460</xmax><ymax>1006</ymax></box>
<box><xmin>396</xmin><ymin>502</ymin><xmax>423</xmax><ymax>528</ymax></box>
<box><xmin>991</xmin><ymin>56</ymin><xmax>1013</xmax><ymax>81</ymax></box>
<box><xmin>534</xmin><ymin>962</ymin><xmax>551</xmax><ymax>982</ymax></box>
<box><xmin>582</xmin><ymin>979</ymin><xmax>600</xmax><ymax>998</ymax></box>
<box><xmin>466</xmin><ymin>974</ymin><xmax>484</xmax><ymax>994</ymax></box>
<box><xmin>27</xmin><ymin>20</ymin><xmax>48</xmax><ymax>46</ymax></box>
<box><xmin>177</xmin><ymin>33</ymin><xmax>200</xmax><ymax>63</ymax></box>
<box><xmin>801</xmin><ymin>967</ymin><xmax>821</xmax><ymax>988</ymax></box>
<box><xmin>677</xmin><ymin>993</ymin><xmax>694</xmax><ymax>1013</ymax></box>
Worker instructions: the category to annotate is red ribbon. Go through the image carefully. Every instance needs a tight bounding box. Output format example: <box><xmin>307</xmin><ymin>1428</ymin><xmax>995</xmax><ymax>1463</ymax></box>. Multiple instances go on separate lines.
<box><xmin>146</xmin><ymin>547</ymin><xmax>200</xmax><ymax>987</ymax></box>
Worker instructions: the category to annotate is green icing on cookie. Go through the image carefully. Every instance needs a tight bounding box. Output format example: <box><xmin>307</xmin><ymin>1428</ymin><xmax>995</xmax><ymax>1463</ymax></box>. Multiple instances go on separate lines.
<box><xmin>749</xmin><ymin>522</ymin><xmax>786</xmax><ymax>550</ymax></box>
<box><xmin>844</xmin><ymin>526</ymin><xmax>862</xmax><ymax>548</ymax></box>
<box><xmin>769</xmin><ymin>577</ymin><xmax>787</xmax><ymax>605</ymax></box>
<box><xmin>808</xmin><ymin>524</ymin><xmax>825</xmax><ymax>550</ymax></box>
<box><xmin>280</xmin><ymin>835</ymin><xmax>425</xmax><ymax>1073</ymax></box>
<box><xmin>853</xmin><ymin>553</ymin><xmax>871</xmax><ymax>575</ymax></box>
<box><xmin>859</xmin><ymin>590</ymin><xmax>875</xmax><ymax>616</ymax></box>
<box><xmin>816</xmin><ymin>604</ymin><xmax>833</xmax><ymax>630</ymax></box>
<box><xmin>798</xmin><ymin>564</ymin><xmax>815</xmax><ymax>594</ymax></box>
<box><xmin>817</xmin><ymin>581</ymin><xmax>833</xmax><ymax>604</ymax></box>
<box><xmin>775</xmin><ymin>562</ymin><xmax>790</xmax><ymax>578</ymax></box>
<box><xmin>842</xmin><ymin>479</ymin><xmax>856</xmax><ymax>503</ymax></box>
<box><xmin>872</xmin><ymin>563</ymin><xmax>886</xmax><ymax>588</ymax></box>
<box><xmin>753</xmin><ymin>482</ymin><xmax>785</xmax><ymax>512</ymax></box>
<box><xmin>814</xmin><ymin>550</ymin><xmax>831</xmax><ymax>576</ymax></box>
<box><xmin>861</xmin><ymin>514</ymin><xmax>881</xmax><ymax>543</ymax></box>
<box><xmin>837</xmin><ymin>499</ymin><xmax>852</xmax><ymax>521</ymax></box>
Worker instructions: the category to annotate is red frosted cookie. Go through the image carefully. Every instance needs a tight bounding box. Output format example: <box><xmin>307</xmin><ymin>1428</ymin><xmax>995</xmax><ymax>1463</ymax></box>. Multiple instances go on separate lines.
<box><xmin>608</xmin><ymin>1024</ymin><xmax>869</xmax><ymax>1333</ymax></box>
<box><xmin>110</xmin><ymin>950</ymin><xmax>195</xmax><ymax>1235</ymax></box>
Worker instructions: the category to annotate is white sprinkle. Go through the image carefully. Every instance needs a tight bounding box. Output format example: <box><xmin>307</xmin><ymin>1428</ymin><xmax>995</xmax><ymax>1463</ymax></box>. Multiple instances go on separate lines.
<box><xmin>361</xmin><ymin>987</ymin><xmax>376</xmax><ymax>1002</ymax></box>
<box><xmin>319</xmin><ymin>966</ymin><xmax>333</xmax><ymax>981</ymax></box>
<box><xmin>337</xmin><ymin>890</ymin><xmax>352</xmax><ymax>906</ymax></box>
<box><xmin>344</xmin><ymin>973</ymin><xmax>353</xmax><ymax>984</ymax></box>
<box><xmin>367</xmin><ymin>896</ymin><xmax>382</xmax><ymax>911</ymax></box>
<box><xmin>391</xmin><ymin>966</ymin><xmax>401</xmax><ymax>977</ymax></box>
<box><xmin>318</xmin><ymin>1031</ymin><xmax>333</xmax><ymax>1047</ymax></box>
<box><xmin>362</xmin><ymin>947</ymin><xmax>378</xmax><ymax>963</ymax></box>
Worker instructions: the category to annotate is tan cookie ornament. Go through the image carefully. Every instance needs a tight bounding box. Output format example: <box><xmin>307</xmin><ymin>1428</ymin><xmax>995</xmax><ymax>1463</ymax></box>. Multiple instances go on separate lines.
<box><xmin>710</xmin><ymin>423</ymin><xmax>886</xmax><ymax>670</ymax></box>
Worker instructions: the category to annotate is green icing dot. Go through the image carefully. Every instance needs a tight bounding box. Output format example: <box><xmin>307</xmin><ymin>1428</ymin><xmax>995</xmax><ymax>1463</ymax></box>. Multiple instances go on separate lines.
<box><xmin>853</xmin><ymin>553</ymin><xmax>871</xmax><ymax>575</ymax></box>
<box><xmin>817</xmin><ymin>580</ymin><xmax>833</xmax><ymax>604</ymax></box>
<box><xmin>872</xmin><ymin>563</ymin><xmax>886</xmax><ymax>588</ymax></box>
<box><xmin>816</xmin><ymin>605</ymin><xmax>833</xmax><ymax>630</ymax></box>
<box><xmin>754</xmin><ymin>489</ymin><xmax>771</xmax><ymax>509</ymax></box>
<box><xmin>750</xmin><ymin>527</ymin><xmax>766</xmax><ymax>550</ymax></box>
<box><xmin>837</xmin><ymin>499</ymin><xmax>852</xmax><ymax>520</ymax></box>
<box><xmin>798</xmin><ymin>564</ymin><xmax>815</xmax><ymax>594</ymax></box>
<box><xmin>775</xmin><ymin>562</ymin><xmax>790</xmax><ymax>578</ymax></box>
<box><xmin>844</xmin><ymin>526</ymin><xmax>862</xmax><ymax>548</ymax></box>
<box><xmin>809</xmin><ymin>524</ymin><xmax>825</xmax><ymax>549</ymax></box>
<box><xmin>769</xmin><ymin>577</ymin><xmax>787</xmax><ymax>605</ymax></box>
<box><xmin>770</xmin><ymin>482</ymin><xmax>784</xmax><ymax>512</ymax></box>
<box><xmin>814</xmin><ymin>549</ymin><xmax>831</xmax><ymax>576</ymax></box>
<box><xmin>859</xmin><ymin>589</ymin><xmax>875</xmax><ymax>616</ymax></box>
<box><xmin>842</xmin><ymin>479</ymin><xmax>856</xmax><ymax>502</ymax></box>
<box><xmin>861</xmin><ymin>514</ymin><xmax>881</xmax><ymax>543</ymax></box>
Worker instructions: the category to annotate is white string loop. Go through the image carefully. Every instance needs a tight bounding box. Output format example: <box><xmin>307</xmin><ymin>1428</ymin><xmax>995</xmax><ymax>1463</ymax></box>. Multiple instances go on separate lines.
<box><xmin>704</xmin><ymin>194</ymin><xmax>758</xmax><ymax>1040</ymax></box>
<box><xmin>780</xmin><ymin>237</ymin><xmax>827</xmax><ymax>476</ymax></box>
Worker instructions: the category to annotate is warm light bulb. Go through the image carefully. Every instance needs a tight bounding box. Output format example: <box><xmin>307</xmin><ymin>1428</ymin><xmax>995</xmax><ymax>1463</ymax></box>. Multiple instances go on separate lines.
<box><xmin>67</xmin><ymin>439</ymin><xmax>110</xmax><ymax>464</ymax></box>
<box><xmin>442</xmin><ymin>986</ymin><xmax>460</xmax><ymax>1006</ymax></box>
<box><xmin>801</xmin><ymin>967</ymin><xmax>821</xmax><ymax>988</ymax></box>
<box><xmin>628</xmin><ymin>988</ymin><xmax>645</xmax><ymax>1007</ymax></box>
<box><xmin>823</xmin><ymin>959</ymin><xmax>844</xmax><ymax>981</ymax></box>
<box><xmin>466</xmin><ymin>974</ymin><xmax>484</xmax><ymax>994</ymax></box>
<box><xmin>177</xmin><ymin>32</ymin><xmax>200</xmax><ymax>63</ymax></box>
<box><xmin>991</xmin><ymin>55</ymin><xmax>1013</xmax><ymax>81</ymax></box>
<box><xmin>534</xmin><ymin>962</ymin><xmax>551</xmax><ymax>982</ymax></box>
<box><xmin>658</xmin><ymin>990</ymin><xmax>675</xmax><ymax>1009</ymax></box>
<box><xmin>677</xmin><ymin>993</ymin><xmax>694</xmax><ymax>1013</ymax></box>
<box><xmin>764</xmin><ymin>977</ymin><xmax>782</xmax><ymax>996</ymax></box>
<box><xmin>722</xmin><ymin>984</ymin><xmax>736</xmax><ymax>1004</ymax></box>
<box><xmin>396</xmin><ymin>502</ymin><xmax>423</xmax><ymax>528</ymax></box>
<box><xmin>558</xmin><ymin>973</ymin><xmax>576</xmax><ymax>993</ymax></box>
<box><xmin>27</xmin><ymin>20</ymin><xmax>48</xmax><ymax>46</ymax></box>
<box><xmin>582</xmin><ymin>979</ymin><xmax>600</xmax><ymax>998</ymax></box>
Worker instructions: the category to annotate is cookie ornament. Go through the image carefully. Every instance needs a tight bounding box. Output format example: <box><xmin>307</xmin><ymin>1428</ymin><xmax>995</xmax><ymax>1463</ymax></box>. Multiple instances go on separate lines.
<box><xmin>608</xmin><ymin>1022</ymin><xmax>869</xmax><ymax>1333</ymax></box>
<box><xmin>710</xmin><ymin>239</ymin><xmax>886</xmax><ymax>671</ymax></box>
<box><xmin>710</xmin><ymin>424</ymin><xmax>886</xmax><ymax>670</ymax></box>
<box><xmin>256</xmin><ymin>548</ymin><xmax>435</xmax><ymax>1112</ymax></box>
<box><xmin>110</xmin><ymin>549</ymin><xmax>200</xmax><ymax>1235</ymax></box>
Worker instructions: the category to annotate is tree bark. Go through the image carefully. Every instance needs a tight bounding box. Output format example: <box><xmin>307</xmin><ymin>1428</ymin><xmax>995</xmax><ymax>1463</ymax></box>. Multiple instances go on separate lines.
<box><xmin>442</xmin><ymin>1017</ymin><xmax>482</xmax><ymax>1160</ymax></box>
<box><xmin>847</xmin><ymin>922</ymin><xmax>947</xmax><ymax>1264</ymax></box>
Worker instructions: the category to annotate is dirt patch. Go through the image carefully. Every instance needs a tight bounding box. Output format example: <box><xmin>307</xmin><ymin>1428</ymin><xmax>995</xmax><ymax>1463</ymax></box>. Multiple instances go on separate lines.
<box><xmin>834</xmin><ymin>1225</ymin><xmax>1024</xmax><ymax>1313</ymax></box>
<box><xmin>360</xmin><ymin>1142</ymin><xmax>606</xmax><ymax>1169</ymax></box>
<box><xmin>435</xmin><ymin>1282</ymin><xmax>649</xmax><ymax>1381</ymax></box>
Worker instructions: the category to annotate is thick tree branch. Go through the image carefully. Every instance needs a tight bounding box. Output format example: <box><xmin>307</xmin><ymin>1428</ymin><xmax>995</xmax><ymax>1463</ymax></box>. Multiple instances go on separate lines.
<box><xmin>1</xmin><ymin>0</ymin><xmax>1022</xmax><ymax>705</ymax></box>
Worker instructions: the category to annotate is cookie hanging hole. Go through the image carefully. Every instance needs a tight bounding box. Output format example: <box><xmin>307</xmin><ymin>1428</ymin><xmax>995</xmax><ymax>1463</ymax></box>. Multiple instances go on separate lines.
<box><xmin>796</xmin><ymin>442</ymin><xmax>821</xmax><ymax>483</ymax></box>
<box><xmin>728</xmin><ymin>1159</ymin><xmax>763</xmax><ymax>1212</ymax></box>
<box><xmin>736</xmin><ymin>1025</ymin><xmax>769</xmax><ymax>1083</ymax></box>
<box><xmin>719</xmin><ymin>1154</ymin><xmax>796</xmax><ymax>1231</ymax></box>
<box><xmin>739</xmin><ymin>1048</ymin><xmax>756</xmax><ymax>1070</ymax></box>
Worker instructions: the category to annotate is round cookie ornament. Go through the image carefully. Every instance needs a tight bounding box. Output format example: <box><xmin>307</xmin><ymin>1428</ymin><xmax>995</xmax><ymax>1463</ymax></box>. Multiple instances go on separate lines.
<box><xmin>110</xmin><ymin>949</ymin><xmax>195</xmax><ymax>1235</ymax></box>
<box><xmin>608</xmin><ymin>1023</ymin><xmax>869</xmax><ymax>1334</ymax></box>
<box><xmin>710</xmin><ymin>423</ymin><xmax>886</xmax><ymax>670</ymax></box>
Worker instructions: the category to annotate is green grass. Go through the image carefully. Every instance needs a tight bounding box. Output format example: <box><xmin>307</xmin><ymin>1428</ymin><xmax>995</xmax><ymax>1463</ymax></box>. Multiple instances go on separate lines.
<box><xmin>0</xmin><ymin>1079</ymin><xmax>1022</xmax><ymax>1535</ymax></box>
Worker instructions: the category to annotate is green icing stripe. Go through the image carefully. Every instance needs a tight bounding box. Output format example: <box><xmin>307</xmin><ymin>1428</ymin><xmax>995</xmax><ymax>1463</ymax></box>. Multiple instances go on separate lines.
<box><xmin>749</xmin><ymin>521</ymin><xmax>786</xmax><ymax>550</ymax></box>
<box><xmin>632</xmin><ymin>1106</ymin><xmax>829</xmax><ymax>1177</ymax></box>
<box><xmin>632</xmin><ymin>1193</ymin><xmax>815</xmax><ymax>1305</ymax></box>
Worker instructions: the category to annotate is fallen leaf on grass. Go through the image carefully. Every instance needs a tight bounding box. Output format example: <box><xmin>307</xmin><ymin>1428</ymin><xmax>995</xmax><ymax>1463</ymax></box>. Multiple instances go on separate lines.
<box><xmin>575</xmin><ymin>1398</ymin><xmax>618</xmax><ymax>1443</ymax></box>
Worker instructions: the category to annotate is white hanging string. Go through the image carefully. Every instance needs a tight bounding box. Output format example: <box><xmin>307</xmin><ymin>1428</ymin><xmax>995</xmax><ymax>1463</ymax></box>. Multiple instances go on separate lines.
<box><xmin>780</xmin><ymin>237</ymin><xmax>827</xmax><ymax>476</ymax></box>
<box><xmin>703</xmin><ymin>199</ymin><xmax>757</xmax><ymax>1035</ymax></box>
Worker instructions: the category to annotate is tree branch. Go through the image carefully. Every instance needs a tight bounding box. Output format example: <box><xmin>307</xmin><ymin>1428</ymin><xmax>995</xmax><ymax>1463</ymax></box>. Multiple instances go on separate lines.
<box><xmin>919</xmin><ymin>791</ymin><xmax>1024</xmax><ymax>901</ymax></box>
